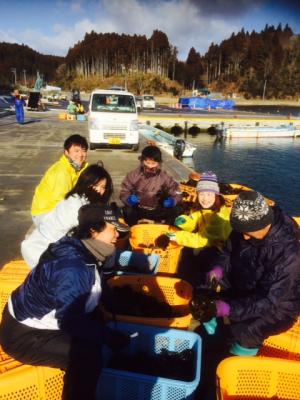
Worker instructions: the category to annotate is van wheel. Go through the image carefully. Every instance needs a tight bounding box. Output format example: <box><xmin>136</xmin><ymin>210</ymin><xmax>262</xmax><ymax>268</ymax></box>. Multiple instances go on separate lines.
<box><xmin>132</xmin><ymin>144</ymin><xmax>139</xmax><ymax>152</ymax></box>
<box><xmin>89</xmin><ymin>143</ymin><xmax>97</xmax><ymax>150</ymax></box>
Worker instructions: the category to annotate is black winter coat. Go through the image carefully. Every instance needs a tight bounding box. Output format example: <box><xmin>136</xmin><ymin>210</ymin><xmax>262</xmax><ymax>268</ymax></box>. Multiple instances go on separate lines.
<box><xmin>219</xmin><ymin>207</ymin><xmax>300</xmax><ymax>347</ymax></box>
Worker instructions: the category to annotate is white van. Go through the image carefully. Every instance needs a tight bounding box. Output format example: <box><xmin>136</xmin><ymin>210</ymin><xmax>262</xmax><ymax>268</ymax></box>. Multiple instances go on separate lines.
<box><xmin>88</xmin><ymin>89</ymin><xmax>139</xmax><ymax>150</ymax></box>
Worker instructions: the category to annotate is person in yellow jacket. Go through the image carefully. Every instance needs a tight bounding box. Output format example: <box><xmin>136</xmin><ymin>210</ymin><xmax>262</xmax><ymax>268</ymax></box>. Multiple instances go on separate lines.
<box><xmin>31</xmin><ymin>134</ymin><xmax>88</xmax><ymax>226</ymax></box>
<box><xmin>167</xmin><ymin>171</ymin><xmax>232</xmax><ymax>285</ymax></box>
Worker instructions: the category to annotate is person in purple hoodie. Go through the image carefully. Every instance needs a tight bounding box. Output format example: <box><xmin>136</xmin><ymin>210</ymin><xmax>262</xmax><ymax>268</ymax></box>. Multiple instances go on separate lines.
<box><xmin>120</xmin><ymin>145</ymin><xmax>182</xmax><ymax>225</ymax></box>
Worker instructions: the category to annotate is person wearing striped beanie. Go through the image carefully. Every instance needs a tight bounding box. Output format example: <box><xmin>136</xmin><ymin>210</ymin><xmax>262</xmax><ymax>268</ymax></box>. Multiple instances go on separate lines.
<box><xmin>166</xmin><ymin>171</ymin><xmax>232</xmax><ymax>285</ymax></box>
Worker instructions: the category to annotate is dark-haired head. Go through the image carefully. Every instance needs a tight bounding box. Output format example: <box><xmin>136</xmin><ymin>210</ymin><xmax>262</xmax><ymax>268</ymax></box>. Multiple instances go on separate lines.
<box><xmin>70</xmin><ymin>219</ymin><xmax>107</xmax><ymax>239</ymax></box>
<box><xmin>64</xmin><ymin>134</ymin><xmax>88</xmax><ymax>151</ymax></box>
<box><xmin>66</xmin><ymin>163</ymin><xmax>113</xmax><ymax>203</ymax></box>
<box><xmin>140</xmin><ymin>145</ymin><xmax>162</xmax><ymax>163</ymax></box>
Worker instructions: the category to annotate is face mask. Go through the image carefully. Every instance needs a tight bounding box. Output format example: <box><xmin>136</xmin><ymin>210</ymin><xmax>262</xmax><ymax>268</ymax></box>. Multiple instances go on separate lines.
<box><xmin>142</xmin><ymin>165</ymin><xmax>159</xmax><ymax>177</ymax></box>
<box><xmin>66</xmin><ymin>155</ymin><xmax>82</xmax><ymax>171</ymax></box>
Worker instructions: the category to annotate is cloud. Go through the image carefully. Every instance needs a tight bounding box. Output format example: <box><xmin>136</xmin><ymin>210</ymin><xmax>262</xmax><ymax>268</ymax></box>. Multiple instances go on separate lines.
<box><xmin>0</xmin><ymin>0</ymin><xmax>275</xmax><ymax>58</ymax></box>
<box><xmin>10</xmin><ymin>0</ymin><xmax>239</xmax><ymax>58</ymax></box>
<box><xmin>90</xmin><ymin>0</ymin><xmax>239</xmax><ymax>58</ymax></box>
<box><xmin>188</xmin><ymin>0</ymin><xmax>265</xmax><ymax>16</ymax></box>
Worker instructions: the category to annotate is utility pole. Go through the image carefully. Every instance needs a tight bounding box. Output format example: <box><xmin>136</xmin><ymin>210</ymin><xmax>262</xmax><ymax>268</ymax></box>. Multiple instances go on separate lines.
<box><xmin>11</xmin><ymin>68</ymin><xmax>17</xmax><ymax>85</ymax></box>
<box><xmin>23</xmin><ymin>69</ymin><xmax>27</xmax><ymax>86</ymax></box>
<box><xmin>262</xmin><ymin>79</ymin><xmax>267</xmax><ymax>100</ymax></box>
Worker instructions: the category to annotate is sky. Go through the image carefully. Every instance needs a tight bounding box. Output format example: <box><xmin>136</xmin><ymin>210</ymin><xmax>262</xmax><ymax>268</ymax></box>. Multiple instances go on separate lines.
<box><xmin>1</xmin><ymin>0</ymin><xmax>300</xmax><ymax>60</ymax></box>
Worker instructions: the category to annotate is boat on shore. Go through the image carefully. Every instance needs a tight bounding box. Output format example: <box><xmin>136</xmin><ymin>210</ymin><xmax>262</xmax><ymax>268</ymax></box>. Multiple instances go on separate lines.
<box><xmin>140</xmin><ymin>126</ymin><xmax>197</xmax><ymax>157</ymax></box>
<box><xmin>221</xmin><ymin>123</ymin><xmax>300</xmax><ymax>138</ymax></box>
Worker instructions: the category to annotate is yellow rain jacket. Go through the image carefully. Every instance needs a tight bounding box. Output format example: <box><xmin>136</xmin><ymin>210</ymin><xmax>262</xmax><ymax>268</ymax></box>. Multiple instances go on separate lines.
<box><xmin>174</xmin><ymin>205</ymin><xmax>232</xmax><ymax>249</ymax></box>
<box><xmin>31</xmin><ymin>155</ymin><xmax>88</xmax><ymax>216</ymax></box>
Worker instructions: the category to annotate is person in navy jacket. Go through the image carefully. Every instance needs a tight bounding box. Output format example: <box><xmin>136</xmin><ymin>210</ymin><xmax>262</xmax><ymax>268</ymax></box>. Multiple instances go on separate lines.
<box><xmin>0</xmin><ymin>204</ymin><xmax>130</xmax><ymax>400</ymax></box>
<box><xmin>190</xmin><ymin>190</ymin><xmax>300</xmax><ymax>400</ymax></box>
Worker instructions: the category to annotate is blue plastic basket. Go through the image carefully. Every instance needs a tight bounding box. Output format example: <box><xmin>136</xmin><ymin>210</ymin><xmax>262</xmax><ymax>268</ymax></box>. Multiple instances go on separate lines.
<box><xmin>97</xmin><ymin>322</ymin><xmax>201</xmax><ymax>400</ymax></box>
<box><xmin>76</xmin><ymin>114</ymin><xmax>87</xmax><ymax>121</ymax></box>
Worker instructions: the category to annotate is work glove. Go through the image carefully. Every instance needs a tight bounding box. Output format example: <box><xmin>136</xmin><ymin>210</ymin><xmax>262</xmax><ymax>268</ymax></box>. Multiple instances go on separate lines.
<box><xmin>230</xmin><ymin>342</ymin><xmax>259</xmax><ymax>357</ymax></box>
<box><xmin>174</xmin><ymin>216</ymin><xmax>187</xmax><ymax>226</ymax></box>
<box><xmin>127</xmin><ymin>194</ymin><xmax>140</xmax><ymax>206</ymax></box>
<box><xmin>207</xmin><ymin>266</ymin><xmax>224</xmax><ymax>283</ymax></box>
<box><xmin>105</xmin><ymin>328</ymin><xmax>131</xmax><ymax>352</ymax></box>
<box><xmin>203</xmin><ymin>317</ymin><xmax>218</xmax><ymax>335</ymax></box>
<box><xmin>163</xmin><ymin>197</ymin><xmax>175</xmax><ymax>208</ymax></box>
<box><xmin>215</xmin><ymin>300</ymin><xmax>230</xmax><ymax>317</ymax></box>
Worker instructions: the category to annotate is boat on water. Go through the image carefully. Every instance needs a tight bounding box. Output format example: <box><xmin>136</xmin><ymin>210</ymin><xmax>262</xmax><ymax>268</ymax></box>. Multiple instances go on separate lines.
<box><xmin>221</xmin><ymin>123</ymin><xmax>300</xmax><ymax>138</ymax></box>
<box><xmin>140</xmin><ymin>126</ymin><xmax>197</xmax><ymax>157</ymax></box>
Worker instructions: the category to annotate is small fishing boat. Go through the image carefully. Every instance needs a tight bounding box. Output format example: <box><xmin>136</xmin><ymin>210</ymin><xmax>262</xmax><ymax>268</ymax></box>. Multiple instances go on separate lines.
<box><xmin>221</xmin><ymin>124</ymin><xmax>299</xmax><ymax>138</ymax></box>
<box><xmin>140</xmin><ymin>126</ymin><xmax>197</xmax><ymax>157</ymax></box>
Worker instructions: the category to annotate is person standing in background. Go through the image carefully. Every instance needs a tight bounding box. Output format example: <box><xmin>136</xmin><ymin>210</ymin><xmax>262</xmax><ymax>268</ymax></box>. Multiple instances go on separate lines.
<box><xmin>13</xmin><ymin>90</ymin><xmax>25</xmax><ymax>124</ymax></box>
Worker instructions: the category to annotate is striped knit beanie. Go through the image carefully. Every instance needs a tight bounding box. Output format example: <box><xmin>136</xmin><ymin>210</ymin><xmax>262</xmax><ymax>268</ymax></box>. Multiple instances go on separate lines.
<box><xmin>196</xmin><ymin>171</ymin><xmax>220</xmax><ymax>194</ymax></box>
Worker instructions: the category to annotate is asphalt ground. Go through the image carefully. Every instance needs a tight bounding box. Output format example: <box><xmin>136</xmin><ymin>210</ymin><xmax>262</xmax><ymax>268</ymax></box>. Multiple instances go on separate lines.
<box><xmin>0</xmin><ymin>110</ymin><xmax>191</xmax><ymax>267</ymax></box>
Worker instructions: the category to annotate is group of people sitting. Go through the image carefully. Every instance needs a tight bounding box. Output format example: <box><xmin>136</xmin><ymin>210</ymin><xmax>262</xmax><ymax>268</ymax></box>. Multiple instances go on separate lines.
<box><xmin>67</xmin><ymin>101</ymin><xmax>85</xmax><ymax>115</ymax></box>
<box><xmin>0</xmin><ymin>134</ymin><xmax>299</xmax><ymax>400</ymax></box>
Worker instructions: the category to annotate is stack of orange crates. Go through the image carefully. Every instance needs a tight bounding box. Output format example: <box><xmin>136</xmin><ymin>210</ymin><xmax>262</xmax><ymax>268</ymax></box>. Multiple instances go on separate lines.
<box><xmin>0</xmin><ymin>260</ymin><xmax>64</xmax><ymax>400</ymax></box>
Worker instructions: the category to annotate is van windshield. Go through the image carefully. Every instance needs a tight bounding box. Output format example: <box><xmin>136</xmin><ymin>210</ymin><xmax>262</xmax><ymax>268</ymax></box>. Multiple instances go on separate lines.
<box><xmin>91</xmin><ymin>94</ymin><xmax>136</xmax><ymax>113</ymax></box>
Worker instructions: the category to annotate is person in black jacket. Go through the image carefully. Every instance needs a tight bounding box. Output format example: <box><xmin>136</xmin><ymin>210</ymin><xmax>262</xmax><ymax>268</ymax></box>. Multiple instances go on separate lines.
<box><xmin>190</xmin><ymin>190</ymin><xmax>300</xmax><ymax>399</ymax></box>
<box><xmin>192</xmin><ymin>190</ymin><xmax>300</xmax><ymax>353</ymax></box>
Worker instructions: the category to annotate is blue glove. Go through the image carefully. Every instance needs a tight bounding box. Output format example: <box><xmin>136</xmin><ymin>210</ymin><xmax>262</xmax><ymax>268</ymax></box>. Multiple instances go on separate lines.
<box><xmin>230</xmin><ymin>342</ymin><xmax>259</xmax><ymax>356</ymax></box>
<box><xmin>127</xmin><ymin>194</ymin><xmax>140</xmax><ymax>206</ymax></box>
<box><xmin>166</xmin><ymin>232</ymin><xmax>177</xmax><ymax>241</ymax></box>
<box><xmin>203</xmin><ymin>317</ymin><xmax>218</xmax><ymax>335</ymax></box>
<box><xmin>175</xmin><ymin>216</ymin><xmax>187</xmax><ymax>226</ymax></box>
<box><xmin>163</xmin><ymin>197</ymin><xmax>175</xmax><ymax>208</ymax></box>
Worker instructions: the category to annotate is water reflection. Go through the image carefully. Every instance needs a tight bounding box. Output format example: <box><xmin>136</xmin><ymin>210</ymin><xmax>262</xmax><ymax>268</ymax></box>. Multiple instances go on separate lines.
<box><xmin>182</xmin><ymin>134</ymin><xmax>300</xmax><ymax>215</ymax></box>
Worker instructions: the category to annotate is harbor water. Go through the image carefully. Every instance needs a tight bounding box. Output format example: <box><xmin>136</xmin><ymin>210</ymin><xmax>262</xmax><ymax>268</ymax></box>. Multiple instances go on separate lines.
<box><xmin>182</xmin><ymin>134</ymin><xmax>300</xmax><ymax>216</ymax></box>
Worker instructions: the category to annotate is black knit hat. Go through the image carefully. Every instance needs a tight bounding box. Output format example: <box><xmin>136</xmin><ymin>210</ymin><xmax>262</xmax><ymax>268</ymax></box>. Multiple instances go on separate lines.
<box><xmin>230</xmin><ymin>190</ymin><xmax>274</xmax><ymax>233</ymax></box>
<box><xmin>78</xmin><ymin>204</ymin><xmax>129</xmax><ymax>232</ymax></box>
<box><xmin>141</xmin><ymin>145</ymin><xmax>162</xmax><ymax>162</ymax></box>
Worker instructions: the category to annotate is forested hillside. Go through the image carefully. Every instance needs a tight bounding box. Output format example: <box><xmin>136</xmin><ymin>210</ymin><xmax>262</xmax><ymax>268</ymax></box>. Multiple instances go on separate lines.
<box><xmin>0</xmin><ymin>43</ymin><xmax>63</xmax><ymax>88</ymax></box>
<box><xmin>1</xmin><ymin>24</ymin><xmax>300</xmax><ymax>98</ymax></box>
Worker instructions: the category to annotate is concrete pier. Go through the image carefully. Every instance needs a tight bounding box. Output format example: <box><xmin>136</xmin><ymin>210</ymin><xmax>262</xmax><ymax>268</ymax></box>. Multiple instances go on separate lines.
<box><xmin>0</xmin><ymin>111</ymin><xmax>192</xmax><ymax>266</ymax></box>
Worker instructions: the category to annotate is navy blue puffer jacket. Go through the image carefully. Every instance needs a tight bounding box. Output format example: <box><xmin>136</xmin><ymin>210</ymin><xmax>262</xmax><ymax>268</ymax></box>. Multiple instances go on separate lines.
<box><xmin>11</xmin><ymin>236</ymin><xmax>110</xmax><ymax>345</ymax></box>
<box><xmin>219</xmin><ymin>207</ymin><xmax>300</xmax><ymax>347</ymax></box>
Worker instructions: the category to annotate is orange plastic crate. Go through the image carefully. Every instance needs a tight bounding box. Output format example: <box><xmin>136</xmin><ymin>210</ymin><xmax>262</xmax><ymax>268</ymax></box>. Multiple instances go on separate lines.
<box><xmin>0</xmin><ymin>260</ymin><xmax>30</xmax><ymax>322</ymax></box>
<box><xmin>102</xmin><ymin>275</ymin><xmax>193</xmax><ymax>329</ymax></box>
<box><xmin>0</xmin><ymin>364</ymin><xmax>64</xmax><ymax>400</ymax></box>
<box><xmin>66</xmin><ymin>113</ymin><xmax>76</xmax><ymax>121</ymax></box>
<box><xmin>0</xmin><ymin>259</ymin><xmax>30</xmax><ymax>279</ymax></box>
<box><xmin>129</xmin><ymin>224</ymin><xmax>183</xmax><ymax>275</ymax></box>
<box><xmin>216</xmin><ymin>356</ymin><xmax>300</xmax><ymax>400</ymax></box>
<box><xmin>259</xmin><ymin>317</ymin><xmax>300</xmax><ymax>361</ymax></box>
<box><xmin>179</xmin><ymin>183</ymin><xmax>197</xmax><ymax>203</ymax></box>
<box><xmin>293</xmin><ymin>216</ymin><xmax>300</xmax><ymax>227</ymax></box>
<box><xmin>221</xmin><ymin>183</ymin><xmax>275</xmax><ymax>208</ymax></box>
<box><xmin>58</xmin><ymin>112</ymin><xmax>67</xmax><ymax>120</ymax></box>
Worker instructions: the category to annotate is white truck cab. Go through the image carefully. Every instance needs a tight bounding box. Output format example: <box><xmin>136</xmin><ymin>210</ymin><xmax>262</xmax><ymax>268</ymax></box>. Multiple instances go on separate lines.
<box><xmin>88</xmin><ymin>89</ymin><xmax>139</xmax><ymax>150</ymax></box>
